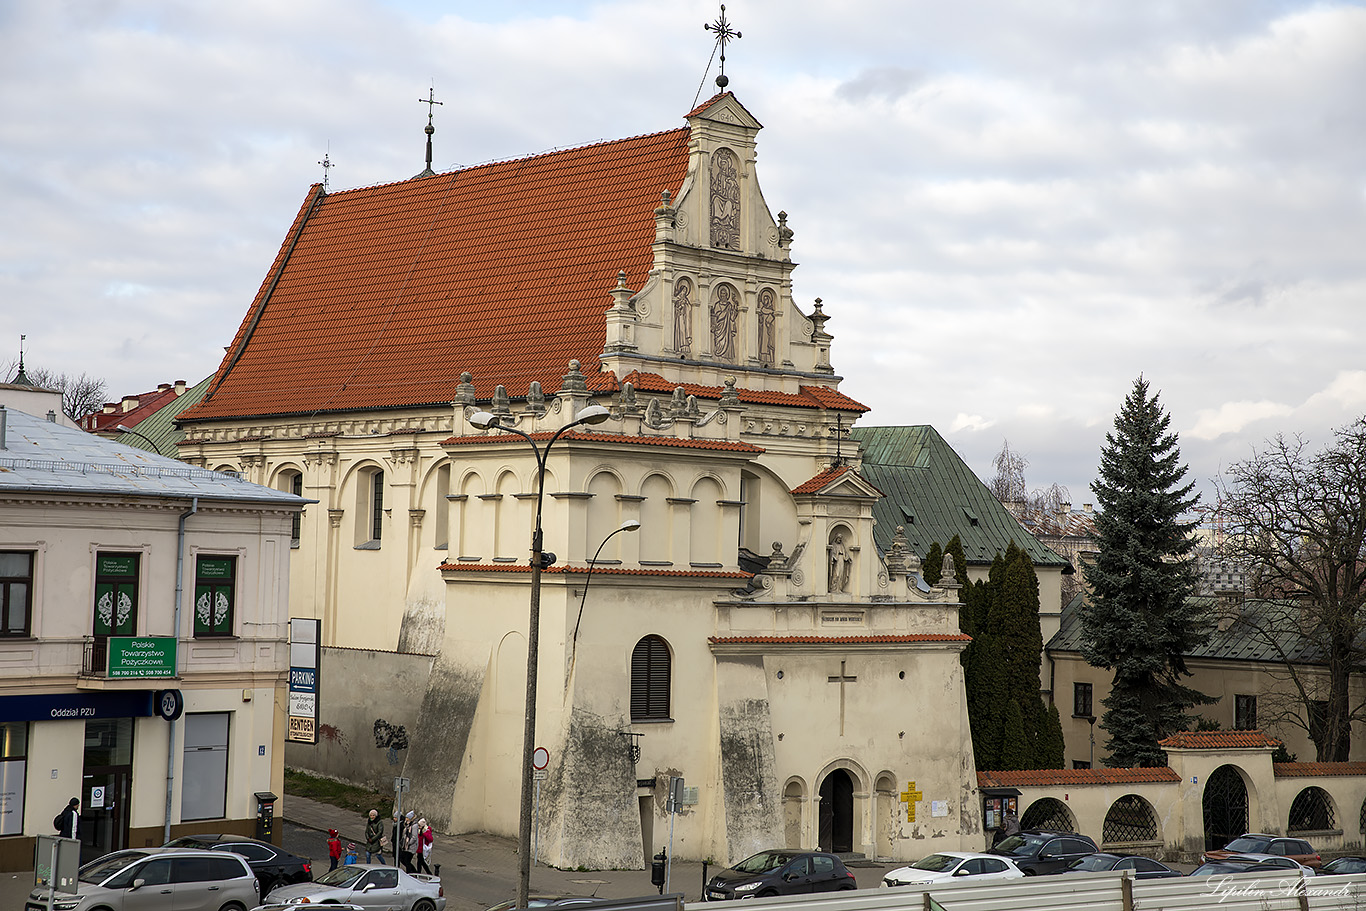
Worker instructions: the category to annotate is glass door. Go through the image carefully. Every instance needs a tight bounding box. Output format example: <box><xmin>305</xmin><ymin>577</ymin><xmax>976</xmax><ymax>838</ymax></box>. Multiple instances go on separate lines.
<box><xmin>81</xmin><ymin>719</ymin><xmax>134</xmax><ymax>864</ymax></box>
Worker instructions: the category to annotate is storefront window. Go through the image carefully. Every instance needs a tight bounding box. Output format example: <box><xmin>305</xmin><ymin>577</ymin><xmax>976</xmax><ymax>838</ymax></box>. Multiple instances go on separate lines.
<box><xmin>0</xmin><ymin>721</ymin><xmax>27</xmax><ymax>836</ymax></box>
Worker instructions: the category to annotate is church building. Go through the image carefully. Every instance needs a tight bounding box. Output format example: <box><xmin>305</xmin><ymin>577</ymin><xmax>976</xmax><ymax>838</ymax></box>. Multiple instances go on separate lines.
<box><xmin>177</xmin><ymin>89</ymin><xmax>984</xmax><ymax>867</ymax></box>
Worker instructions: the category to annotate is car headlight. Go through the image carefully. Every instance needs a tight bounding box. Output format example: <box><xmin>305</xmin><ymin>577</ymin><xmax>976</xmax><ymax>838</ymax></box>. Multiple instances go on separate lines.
<box><xmin>733</xmin><ymin>882</ymin><xmax>762</xmax><ymax>892</ymax></box>
<box><xmin>53</xmin><ymin>900</ymin><xmax>83</xmax><ymax>911</ymax></box>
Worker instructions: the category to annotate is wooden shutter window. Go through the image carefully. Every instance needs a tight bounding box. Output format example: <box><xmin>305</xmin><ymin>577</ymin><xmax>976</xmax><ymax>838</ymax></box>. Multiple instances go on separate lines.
<box><xmin>631</xmin><ymin>635</ymin><xmax>671</xmax><ymax>721</ymax></box>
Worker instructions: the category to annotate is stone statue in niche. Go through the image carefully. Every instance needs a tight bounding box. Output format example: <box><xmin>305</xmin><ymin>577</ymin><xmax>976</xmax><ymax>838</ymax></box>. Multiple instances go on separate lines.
<box><xmin>673</xmin><ymin>278</ymin><xmax>693</xmax><ymax>357</ymax></box>
<box><xmin>756</xmin><ymin>287</ymin><xmax>776</xmax><ymax>366</ymax></box>
<box><xmin>710</xmin><ymin>148</ymin><xmax>741</xmax><ymax>250</ymax></box>
<box><xmin>828</xmin><ymin>533</ymin><xmax>851</xmax><ymax>593</ymax></box>
<box><xmin>710</xmin><ymin>283</ymin><xmax>740</xmax><ymax>362</ymax></box>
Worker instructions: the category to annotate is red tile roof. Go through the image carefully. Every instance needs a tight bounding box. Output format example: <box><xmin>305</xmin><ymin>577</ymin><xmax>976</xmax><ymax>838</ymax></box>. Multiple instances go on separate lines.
<box><xmin>438</xmin><ymin>563</ymin><xmax>751</xmax><ymax>579</ymax></box>
<box><xmin>1158</xmin><ymin>730</ymin><xmax>1282</xmax><ymax>750</ymax></box>
<box><xmin>620</xmin><ymin>371</ymin><xmax>869</xmax><ymax>413</ymax></box>
<box><xmin>441</xmin><ymin>430</ymin><xmax>764</xmax><ymax>453</ymax></box>
<box><xmin>184</xmin><ymin>128</ymin><xmax>693</xmax><ymax>422</ymax></box>
<box><xmin>709</xmin><ymin>634</ymin><xmax>972</xmax><ymax>645</ymax></box>
<box><xmin>791</xmin><ymin>465</ymin><xmax>849</xmax><ymax>494</ymax></box>
<box><xmin>977</xmin><ymin>768</ymin><xmax>1181</xmax><ymax>787</ymax></box>
<box><xmin>80</xmin><ymin>383</ymin><xmax>186</xmax><ymax>433</ymax></box>
<box><xmin>1274</xmin><ymin>762</ymin><xmax>1366</xmax><ymax>778</ymax></box>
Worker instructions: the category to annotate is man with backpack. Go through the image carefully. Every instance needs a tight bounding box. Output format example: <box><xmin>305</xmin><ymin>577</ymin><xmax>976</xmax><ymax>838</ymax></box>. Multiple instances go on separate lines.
<box><xmin>54</xmin><ymin>797</ymin><xmax>79</xmax><ymax>839</ymax></box>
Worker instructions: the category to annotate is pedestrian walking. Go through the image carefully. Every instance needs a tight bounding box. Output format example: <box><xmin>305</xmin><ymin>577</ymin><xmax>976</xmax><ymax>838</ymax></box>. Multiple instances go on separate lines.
<box><xmin>414</xmin><ymin>818</ymin><xmax>434</xmax><ymax>875</ymax></box>
<box><xmin>399</xmin><ymin>810</ymin><xmax>417</xmax><ymax>873</ymax></box>
<box><xmin>53</xmin><ymin>797</ymin><xmax>79</xmax><ymax>839</ymax></box>
<box><xmin>326</xmin><ymin>828</ymin><xmax>342</xmax><ymax>871</ymax></box>
<box><xmin>364</xmin><ymin>808</ymin><xmax>387</xmax><ymax>864</ymax></box>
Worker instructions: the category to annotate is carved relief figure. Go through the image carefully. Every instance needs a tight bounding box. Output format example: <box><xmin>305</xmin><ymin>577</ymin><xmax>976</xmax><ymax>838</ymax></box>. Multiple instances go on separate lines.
<box><xmin>829</xmin><ymin>533</ymin><xmax>851</xmax><ymax>593</ymax></box>
<box><xmin>756</xmin><ymin>287</ymin><xmax>776</xmax><ymax>366</ymax></box>
<box><xmin>710</xmin><ymin>148</ymin><xmax>741</xmax><ymax>249</ymax></box>
<box><xmin>672</xmin><ymin>278</ymin><xmax>693</xmax><ymax>356</ymax></box>
<box><xmin>710</xmin><ymin>283</ymin><xmax>740</xmax><ymax>361</ymax></box>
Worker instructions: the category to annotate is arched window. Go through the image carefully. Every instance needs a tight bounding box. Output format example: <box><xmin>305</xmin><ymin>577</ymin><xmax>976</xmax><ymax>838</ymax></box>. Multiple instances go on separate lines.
<box><xmin>354</xmin><ymin>466</ymin><xmax>384</xmax><ymax>548</ymax></box>
<box><xmin>276</xmin><ymin>469</ymin><xmax>304</xmax><ymax>546</ymax></box>
<box><xmin>631</xmin><ymin>635</ymin><xmax>671</xmax><ymax>722</ymax></box>
<box><xmin>1103</xmin><ymin>794</ymin><xmax>1159</xmax><ymax>844</ymax></box>
<box><xmin>1289</xmin><ymin>786</ymin><xmax>1336</xmax><ymax>832</ymax></box>
<box><xmin>1021</xmin><ymin>797</ymin><xmax>1074</xmax><ymax>832</ymax></box>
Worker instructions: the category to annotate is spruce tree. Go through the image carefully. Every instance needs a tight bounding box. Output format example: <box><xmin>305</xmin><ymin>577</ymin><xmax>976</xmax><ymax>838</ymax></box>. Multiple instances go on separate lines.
<box><xmin>1034</xmin><ymin>701</ymin><xmax>1066</xmax><ymax>769</ymax></box>
<box><xmin>1081</xmin><ymin>377</ymin><xmax>1211</xmax><ymax>767</ymax></box>
<box><xmin>922</xmin><ymin>541</ymin><xmax>944</xmax><ymax>585</ymax></box>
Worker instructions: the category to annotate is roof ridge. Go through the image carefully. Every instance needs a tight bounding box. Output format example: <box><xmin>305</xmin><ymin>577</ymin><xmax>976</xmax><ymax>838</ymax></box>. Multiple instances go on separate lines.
<box><xmin>315</xmin><ymin>126</ymin><xmax>692</xmax><ymax>199</ymax></box>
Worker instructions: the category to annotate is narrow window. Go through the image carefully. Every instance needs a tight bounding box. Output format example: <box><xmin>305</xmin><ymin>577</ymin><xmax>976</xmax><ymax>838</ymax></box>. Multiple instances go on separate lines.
<box><xmin>193</xmin><ymin>556</ymin><xmax>236</xmax><ymax>637</ymax></box>
<box><xmin>1073</xmin><ymin>682</ymin><xmax>1093</xmax><ymax>718</ymax></box>
<box><xmin>289</xmin><ymin>472</ymin><xmax>303</xmax><ymax>545</ymax></box>
<box><xmin>1235</xmin><ymin>694</ymin><xmax>1257</xmax><ymax>730</ymax></box>
<box><xmin>372</xmin><ymin>470</ymin><xmax>385</xmax><ymax>542</ymax></box>
<box><xmin>0</xmin><ymin>551</ymin><xmax>34</xmax><ymax>637</ymax></box>
<box><xmin>630</xmin><ymin>635</ymin><xmax>672</xmax><ymax>722</ymax></box>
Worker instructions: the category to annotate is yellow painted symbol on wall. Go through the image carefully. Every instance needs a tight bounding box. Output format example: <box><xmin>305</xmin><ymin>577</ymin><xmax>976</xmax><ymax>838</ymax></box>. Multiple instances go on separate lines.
<box><xmin>900</xmin><ymin>780</ymin><xmax>923</xmax><ymax>822</ymax></box>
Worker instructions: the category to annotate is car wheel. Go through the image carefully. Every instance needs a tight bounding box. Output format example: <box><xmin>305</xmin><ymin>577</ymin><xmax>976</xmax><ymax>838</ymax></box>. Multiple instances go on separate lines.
<box><xmin>414</xmin><ymin>900</ymin><xmax>437</xmax><ymax>911</ymax></box>
<box><xmin>218</xmin><ymin>903</ymin><xmax>247</xmax><ymax>911</ymax></box>
<box><xmin>757</xmin><ymin>890</ymin><xmax>778</xmax><ymax>898</ymax></box>
<box><xmin>838</xmin><ymin>884</ymin><xmax>856</xmax><ymax>891</ymax></box>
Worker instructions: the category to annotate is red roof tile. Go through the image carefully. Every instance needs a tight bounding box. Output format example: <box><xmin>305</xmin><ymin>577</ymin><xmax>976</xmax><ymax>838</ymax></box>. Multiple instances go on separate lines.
<box><xmin>709</xmin><ymin>634</ymin><xmax>972</xmax><ymax>645</ymax></box>
<box><xmin>791</xmin><ymin>465</ymin><xmax>850</xmax><ymax>494</ymax></box>
<box><xmin>438</xmin><ymin>563</ymin><xmax>751</xmax><ymax>579</ymax></box>
<box><xmin>977</xmin><ymin>767</ymin><xmax>1181</xmax><ymax>786</ymax></box>
<box><xmin>184</xmin><ymin>128</ymin><xmax>693</xmax><ymax>422</ymax></box>
<box><xmin>620</xmin><ymin>372</ymin><xmax>869</xmax><ymax>413</ymax></box>
<box><xmin>81</xmin><ymin>384</ymin><xmax>185</xmax><ymax>433</ymax></box>
<box><xmin>1158</xmin><ymin>730</ymin><xmax>1282</xmax><ymax>749</ymax></box>
<box><xmin>1274</xmin><ymin>762</ymin><xmax>1366</xmax><ymax>778</ymax></box>
<box><xmin>440</xmin><ymin>430</ymin><xmax>764</xmax><ymax>453</ymax></box>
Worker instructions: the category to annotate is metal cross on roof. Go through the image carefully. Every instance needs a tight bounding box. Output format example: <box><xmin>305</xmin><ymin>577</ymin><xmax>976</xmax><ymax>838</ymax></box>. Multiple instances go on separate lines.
<box><xmin>417</xmin><ymin>86</ymin><xmax>444</xmax><ymax>178</ymax></box>
<box><xmin>704</xmin><ymin>3</ymin><xmax>742</xmax><ymax>89</ymax></box>
<box><xmin>317</xmin><ymin>151</ymin><xmax>333</xmax><ymax>192</ymax></box>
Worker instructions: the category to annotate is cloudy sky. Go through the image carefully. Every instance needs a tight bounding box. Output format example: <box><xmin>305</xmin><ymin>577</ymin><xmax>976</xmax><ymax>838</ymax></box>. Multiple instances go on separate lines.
<box><xmin>3</xmin><ymin>0</ymin><xmax>1364</xmax><ymax>506</ymax></box>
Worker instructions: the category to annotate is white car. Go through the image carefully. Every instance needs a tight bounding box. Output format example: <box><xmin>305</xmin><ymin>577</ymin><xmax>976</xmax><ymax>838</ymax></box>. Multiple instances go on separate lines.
<box><xmin>265</xmin><ymin>864</ymin><xmax>444</xmax><ymax>910</ymax></box>
<box><xmin>883</xmin><ymin>851</ymin><xmax>1026</xmax><ymax>887</ymax></box>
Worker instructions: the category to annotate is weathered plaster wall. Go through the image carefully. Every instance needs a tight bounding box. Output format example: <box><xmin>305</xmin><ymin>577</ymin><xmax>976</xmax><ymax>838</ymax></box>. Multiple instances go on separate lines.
<box><xmin>283</xmin><ymin>646</ymin><xmax>435</xmax><ymax>794</ymax></box>
<box><xmin>716</xmin><ymin>657</ymin><xmax>782</xmax><ymax>863</ymax></box>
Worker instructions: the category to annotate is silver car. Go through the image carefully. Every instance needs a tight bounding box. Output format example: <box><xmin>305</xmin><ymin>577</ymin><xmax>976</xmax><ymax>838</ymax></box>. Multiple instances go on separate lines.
<box><xmin>265</xmin><ymin>864</ymin><xmax>445</xmax><ymax>910</ymax></box>
<box><xmin>26</xmin><ymin>847</ymin><xmax>260</xmax><ymax>911</ymax></box>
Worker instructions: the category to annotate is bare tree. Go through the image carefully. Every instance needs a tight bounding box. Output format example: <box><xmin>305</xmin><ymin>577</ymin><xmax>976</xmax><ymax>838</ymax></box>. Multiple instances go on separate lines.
<box><xmin>990</xmin><ymin>438</ymin><xmax>1030</xmax><ymax>504</ymax></box>
<box><xmin>1214</xmin><ymin>419</ymin><xmax>1366</xmax><ymax>761</ymax></box>
<box><xmin>1</xmin><ymin>360</ymin><xmax>108</xmax><ymax>421</ymax></box>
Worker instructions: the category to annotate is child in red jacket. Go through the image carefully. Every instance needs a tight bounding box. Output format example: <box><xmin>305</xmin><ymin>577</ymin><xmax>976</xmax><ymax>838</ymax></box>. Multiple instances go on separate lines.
<box><xmin>326</xmin><ymin>828</ymin><xmax>343</xmax><ymax>871</ymax></box>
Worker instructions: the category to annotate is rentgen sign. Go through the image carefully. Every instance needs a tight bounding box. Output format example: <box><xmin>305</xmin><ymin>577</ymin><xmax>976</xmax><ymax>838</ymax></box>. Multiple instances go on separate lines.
<box><xmin>107</xmin><ymin>637</ymin><xmax>177</xmax><ymax>678</ymax></box>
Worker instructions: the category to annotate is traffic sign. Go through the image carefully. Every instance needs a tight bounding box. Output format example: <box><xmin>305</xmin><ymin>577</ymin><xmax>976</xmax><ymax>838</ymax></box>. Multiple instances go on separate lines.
<box><xmin>532</xmin><ymin>746</ymin><xmax>549</xmax><ymax>770</ymax></box>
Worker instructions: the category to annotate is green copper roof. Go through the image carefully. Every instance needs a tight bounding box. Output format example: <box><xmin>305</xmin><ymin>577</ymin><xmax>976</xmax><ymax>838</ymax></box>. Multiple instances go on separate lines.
<box><xmin>852</xmin><ymin>424</ymin><xmax>1066</xmax><ymax>569</ymax></box>
<box><xmin>118</xmin><ymin>376</ymin><xmax>211</xmax><ymax>456</ymax></box>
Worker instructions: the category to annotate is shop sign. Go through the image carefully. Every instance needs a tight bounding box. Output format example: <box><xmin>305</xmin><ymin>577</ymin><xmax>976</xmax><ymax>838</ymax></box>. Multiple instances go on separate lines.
<box><xmin>1</xmin><ymin>691</ymin><xmax>157</xmax><ymax>722</ymax></box>
<box><xmin>107</xmin><ymin>637</ymin><xmax>177</xmax><ymax>678</ymax></box>
<box><xmin>287</xmin><ymin>618</ymin><xmax>320</xmax><ymax>744</ymax></box>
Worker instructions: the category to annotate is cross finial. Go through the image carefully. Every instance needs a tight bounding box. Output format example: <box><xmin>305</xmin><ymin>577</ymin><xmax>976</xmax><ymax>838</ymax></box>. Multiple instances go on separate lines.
<box><xmin>317</xmin><ymin>151</ymin><xmax>333</xmax><ymax>192</ymax></box>
<box><xmin>704</xmin><ymin>4</ymin><xmax>742</xmax><ymax>90</ymax></box>
<box><xmin>416</xmin><ymin>85</ymin><xmax>444</xmax><ymax>178</ymax></box>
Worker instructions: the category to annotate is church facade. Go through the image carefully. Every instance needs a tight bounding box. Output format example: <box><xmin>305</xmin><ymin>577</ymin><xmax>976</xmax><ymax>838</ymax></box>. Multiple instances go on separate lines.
<box><xmin>177</xmin><ymin>93</ymin><xmax>982</xmax><ymax>867</ymax></box>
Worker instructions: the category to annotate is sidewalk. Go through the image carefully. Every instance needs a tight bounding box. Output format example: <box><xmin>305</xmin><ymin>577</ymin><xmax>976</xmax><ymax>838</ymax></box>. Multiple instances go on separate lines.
<box><xmin>284</xmin><ymin>793</ymin><xmax>727</xmax><ymax>908</ymax></box>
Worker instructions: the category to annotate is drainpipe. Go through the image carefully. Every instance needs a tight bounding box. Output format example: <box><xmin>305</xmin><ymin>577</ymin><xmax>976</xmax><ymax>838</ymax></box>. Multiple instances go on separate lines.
<box><xmin>165</xmin><ymin>497</ymin><xmax>198</xmax><ymax>843</ymax></box>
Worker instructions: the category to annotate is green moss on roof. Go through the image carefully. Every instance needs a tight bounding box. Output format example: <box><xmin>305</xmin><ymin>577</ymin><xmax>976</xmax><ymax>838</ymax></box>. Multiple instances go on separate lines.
<box><xmin>852</xmin><ymin>425</ymin><xmax>1066</xmax><ymax>569</ymax></box>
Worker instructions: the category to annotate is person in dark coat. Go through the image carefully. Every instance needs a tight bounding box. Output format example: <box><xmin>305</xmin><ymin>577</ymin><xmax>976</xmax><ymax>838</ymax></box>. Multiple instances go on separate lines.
<box><xmin>56</xmin><ymin>797</ymin><xmax>80</xmax><ymax>839</ymax></box>
<box><xmin>364</xmin><ymin>809</ymin><xmax>386</xmax><ymax>864</ymax></box>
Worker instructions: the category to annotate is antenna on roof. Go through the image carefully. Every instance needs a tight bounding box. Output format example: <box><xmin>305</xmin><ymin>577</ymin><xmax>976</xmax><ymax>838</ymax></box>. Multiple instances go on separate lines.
<box><xmin>416</xmin><ymin>83</ymin><xmax>444</xmax><ymax>179</ymax></box>
<box><xmin>693</xmin><ymin>3</ymin><xmax>741</xmax><ymax>109</ymax></box>
<box><xmin>318</xmin><ymin>146</ymin><xmax>334</xmax><ymax>192</ymax></box>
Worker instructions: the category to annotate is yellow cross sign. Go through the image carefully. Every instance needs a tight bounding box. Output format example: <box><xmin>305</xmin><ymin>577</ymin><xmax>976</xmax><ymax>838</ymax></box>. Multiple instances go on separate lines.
<box><xmin>900</xmin><ymin>781</ymin><xmax>923</xmax><ymax>822</ymax></box>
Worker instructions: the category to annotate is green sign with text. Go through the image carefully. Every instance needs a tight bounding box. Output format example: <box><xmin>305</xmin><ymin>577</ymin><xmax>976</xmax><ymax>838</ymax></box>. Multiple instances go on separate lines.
<box><xmin>107</xmin><ymin>637</ymin><xmax>177</xmax><ymax>678</ymax></box>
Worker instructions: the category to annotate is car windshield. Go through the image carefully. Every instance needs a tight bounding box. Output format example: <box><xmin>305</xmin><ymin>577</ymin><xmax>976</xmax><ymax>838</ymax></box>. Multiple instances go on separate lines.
<box><xmin>909</xmin><ymin>855</ymin><xmax>961</xmax><ymax>873</ymax></box>
<box><xmin>994</xmin><ymin>835</ymin><xmax>1046</xmax><ymax>857</ymax></box>
<box><xmin>1224</xmin><ymin>837</ymin><xmax>1271</xmax><ymax>853</ymax></box>
<box><xmin>1069</xmin><ymin>855</ymin><xmax>1115</xmax><ymax>872</ymax></box>
<box><xmin>79</xmin><ymin>851</ymin><xmax>152</xmax><ymax>885</ymax></box>
<box><xmin>314</xmin><ymin>865</ymin><xmax>367</xmax><ymax>887</ymax></box>
<box><xmin>733</xmin><ymin>852</ymin><xmax>794</xmax><ymax>874</ymax></box>
<box><xmin>1326</xmin><ymin>858</ymin><xmax>1366</xmax><ymax>874</ymax></box>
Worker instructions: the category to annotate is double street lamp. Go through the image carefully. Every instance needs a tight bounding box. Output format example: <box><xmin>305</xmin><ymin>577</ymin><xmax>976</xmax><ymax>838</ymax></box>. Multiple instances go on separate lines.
<box><xmin>467</xmin><ymin>403</ymin><xmax>611</xmax><ymax>908</ymax></box>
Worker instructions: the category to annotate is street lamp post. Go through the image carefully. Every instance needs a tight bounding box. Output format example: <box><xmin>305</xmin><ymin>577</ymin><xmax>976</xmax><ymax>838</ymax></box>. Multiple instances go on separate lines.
<box><xmin>571</xmin><ymin>520</ymin><xmax>642</xmax><ymax>653</ymax></box>
<box><xmin>115</xmin><ymin>423</ymin><xmax>162</xmax><ymax>455</ymax></box>
<box><xmin>468</xmin><ymin>403</ymin><xmax>611</xmax><ymax>909</ymax></box>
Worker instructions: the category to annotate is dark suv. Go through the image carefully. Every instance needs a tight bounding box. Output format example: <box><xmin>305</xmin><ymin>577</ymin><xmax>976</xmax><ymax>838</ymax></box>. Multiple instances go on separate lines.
<box><xmin>988</xmin><ymin>829</ymin><xmax>1098</xmax><ymax>875</ymax></box>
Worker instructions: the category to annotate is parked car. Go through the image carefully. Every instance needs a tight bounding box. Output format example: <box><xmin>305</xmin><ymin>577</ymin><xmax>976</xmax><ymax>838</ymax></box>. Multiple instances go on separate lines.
<box><xmin>1321</xmin><ymin>856</ymin><xmax>1366</xmax><ymax>875</ymax></box>
<box><xmin>987</xmin><ymin>830</ymin><xmax>1098</xmax><ymax>875</ymax></box>
<box><xmin>705</xmin><ymin>850</ymin><xmax>857</xmax><ymax>899</ymax></box>
<box><xmin>26</xmin><ymin>847</ymin><xmax>259</xmax><ymax>911</ymax></box>
<box><xmin>485</xmin><ymin>898</ymin><xmax>596</xmax><ymax>911</ymax></box>
<box><xmin>1190</xmin><ymin>855</ymin><xmax>1316</xmax><ymax>878</ymax></box>
<box><xmin>883</xmin><ymin>852</ymin><xmax>1024</xmax><ymax>886</ymax></box>
<box><xmin>1201</xmin><ymin>834</ymin><xmax>1322</xmax><ymax>868</ymax></box>
<box><xmin>165</xmin><ymin>833</ymin><xmax>312</xmax><ymax>899</ymax></box>
<box><xmin>265</xmin><ymin>863</ymin><xmax>444</xmax><ymax>910</ymax></box>
<box><xmin>1059</xmin><ymin>853</ymin><xmax>1182</xmax><ymax>879</ymax></box>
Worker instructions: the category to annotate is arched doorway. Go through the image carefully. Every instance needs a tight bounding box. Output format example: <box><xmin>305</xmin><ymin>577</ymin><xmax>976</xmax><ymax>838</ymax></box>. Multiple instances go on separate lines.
<box><xmin>1202</xmin><ymin>764</ymin><xmax>1249</xmax><ymax>851</ymax></box>
<box><xmin>818</xmin><ymin>769</ymin><xmax>855</xmax><ymax>854</ymax></box>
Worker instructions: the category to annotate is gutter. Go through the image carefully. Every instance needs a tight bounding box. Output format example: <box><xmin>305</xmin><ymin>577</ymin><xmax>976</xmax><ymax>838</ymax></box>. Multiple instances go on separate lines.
<box><xmin>165</xmin><ymin>496</ymin><xmax>198</xmax><ymax>843</ymax></box>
